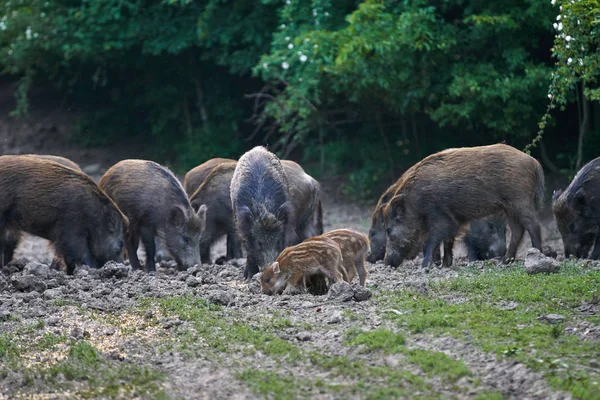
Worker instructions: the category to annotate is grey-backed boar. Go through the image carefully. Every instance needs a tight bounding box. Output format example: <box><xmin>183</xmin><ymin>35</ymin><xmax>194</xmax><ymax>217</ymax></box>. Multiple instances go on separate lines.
<box><xmin>308</xmin><ymin>229</ymin><xmax>370</xmax><ymax>287</ymax></box>
<box><xmin>2</xmin><ymin>154</ymin><xmax>83</xmax><ymax>266</ymax></box>
<box><xmin>463</xmin><ymin>215</ymin><xmax>508</xmax><ymax>261</ymax></box>
<box><xmin>231</xmin><ymin>147</ymin><xmax>293</xmax><ymax>279</ymax></box>
<box><xmin>0</xmin><ymin>155</ymin><xmax>128</xmax><ymax>274</ymax></box>
<box><xmin>261</xmin><ymin>237</ymin><xmax>345</xmax><ymax>295</ymax></box>
<box><xmin>552</xmin><ymin>157</ymin><xmax>600</xmax><ymax>259</ymax></box>
<box><xmin>189</xmin><ymin>158</ymin><xmax>323</xmax><ymax>265</ymax></box>
<box><xmin>100</xmin><ymin>160</ymin><xmax>206</xmax><ymax>272</ymax></box>
<box><xmin>383</xmin><ymin>144</ymin><xmax>544</xmax><ymax>271</ymax></box>
<box><xmin>188</xmin><ymin>159</ymin><xmax>241</xmax><ymax>263</ymax></box>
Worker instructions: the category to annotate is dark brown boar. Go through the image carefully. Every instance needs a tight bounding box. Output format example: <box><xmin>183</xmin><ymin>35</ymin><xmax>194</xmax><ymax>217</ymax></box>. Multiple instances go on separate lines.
<box><xmin>1</xmin><ymin>154</ymin><xmax>84</xmax><ymax>266</ymax></box>
<box><xmin>22</xmin><ymin>154</ymin><xmax>82</xmax><ymax>171</ymax></box>
<box><xmin>0</xmin><ymin>155</ymin><xmax>128</xmax><ymax>274</ymax></box>
<box><xmin>231</xmin><ymin>147</ymin><xmax>293</xmax><ymax>279</ymax></box>
<box><xmin>552</xmin><ymin>157</ymin><xmax>600</xmax><ymax>259</ymax></box>
<box><xmin>261</xmin><ymin>237</ymin><xmax>344</xmax><ymax>295</ymax></box>
<box><xmin>183</xmin><ymin>158</ymin><xmax>234</xmax><ymax>196</ymax></box>
<box><xmin>189</xmin><ymin>160</ymin><xmax>241</xmax><ymax>263</ymax></box>
<box><xmin>283</xmin><ymin>160</ymin><xmax>324</xmax><ymax>242</ymax></box>
<box><xmin>382</xmin><ymin>144</ymin><xmax>544</xmax><ymax>271</ymax></box>
<box><xmin>99</xmin><ymin>160</ymin><xmax>206</xmax><ymax>272</ymax></box>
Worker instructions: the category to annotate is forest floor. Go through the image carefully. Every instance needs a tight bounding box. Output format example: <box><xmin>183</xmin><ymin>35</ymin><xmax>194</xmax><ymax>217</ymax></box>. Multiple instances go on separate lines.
<box><xmin>1</xmin><ymin>195</ymin><xmax>599</xmax><ymax>400</ymax></box>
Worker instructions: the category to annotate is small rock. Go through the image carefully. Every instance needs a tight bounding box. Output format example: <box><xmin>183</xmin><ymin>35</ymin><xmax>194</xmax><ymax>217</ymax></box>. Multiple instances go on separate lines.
<box><xmin>46</xmin><ymin>317</ymin><xmax>61</xmax><ymax>326</ymax></box>
<box><xmin>327</xmin><ymin>312</ymin><xmax>343</xmax><ymax>325</ymax></box>
<box><xmin>0</xmin><ymin>310</ymin><xmax>12</xmax><ymax>321</ymax></box>
<box><xmin>296</xmin><ymin>332</ymin><xmax>312</xmax><ymax>342</ymax></box>
<box><xmin>99</xmin><ymin>262</ymin><xmax>129</xmax><ymax>279</ymax></box>
<box><xmin>103</xmin><ymin>328</ymin><xmax>116</xmax><ymax>336</ymax></box>
<box><xmin>23</xmin><ymin>261</ymin><xmax>50</xmax><ymax>279</ymax></box>
<box><xmin>208</xmin><ymin>290</ymin><xmax>234</xmax><ymax>306</ymax></box>
<box><xmin>43</xmin><ymin>288</ymin><xmax>62</xmax><ymax>300</ymax></box>
<box><xmin>10</xmin><ymin>275</ymin><xmax>47</xmax><ymax>292</ymax></box>
<box><xmin>248</xmin><ymin>272</ymin><xmax>262</xmax><ymax>295</ymax></box>
<box><xmin>186</xmin><ymin>276</ymin><xmax>201</xmax><ymax>287</ymax></box>
<box><xmin>537</xmin><ymin>314</ymin><xmax>566</xmax><ymax>324</ymax></box>
<box><xmin>74</xmin><ymin>268</ymin><xmax>89</xmax><ymax>278</ymax></box>
<box><xmin>70</xmin><ymin>327</ymin><xmax>90</xmax><ymax>340</ymax></box>
<box><xmin>590</xmin><ymin>359</ymin><xmax>599</xmax><ymax>368</ymax></box>
<box><xmin>525</xmin><ymin>248</ymin><xmax>560</xmax><ymax>275</ymax></box>
<box><xmin>162</xmin><ymin>317</ymin><xmax>183</xmax><ymax>329</ymax></box>
<box><xmin>187</xmin><ymin>265</ymin><xmax>202</xmax><ymax>276</ymax></box>
<box><xmin>328</xmin><ymin>282</ymin><xmax>354</xmax><ymax>302</ymax></box>
<box><xmin>353</xmin><ymin>286</ymin><xmax>372</xmax><ymax>302</ymax></box>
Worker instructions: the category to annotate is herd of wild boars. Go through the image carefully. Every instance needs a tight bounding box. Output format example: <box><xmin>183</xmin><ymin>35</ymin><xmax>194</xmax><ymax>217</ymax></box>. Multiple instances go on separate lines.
<box><xmin>0</xmin><ymin>144</ymin><xmax>598</xmax><ymax>295</ymax></box>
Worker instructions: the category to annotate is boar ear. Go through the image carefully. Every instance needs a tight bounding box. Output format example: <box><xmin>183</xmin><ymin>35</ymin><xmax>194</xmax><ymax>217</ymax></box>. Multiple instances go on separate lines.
<box><xmin>170</xmin><ymin>206</ymin><xmax>187</xmax><ymax>228</ymax></box>
<box><xmin>276</xmin><ymin>201</ymin><xmax>293</xmax><ymax>224</ymax></box>
<box><xmin>388</xmin><ymin>195</ymin><xmax>406</xmax><ymax>217</ymax></box>
<box><xmin>196</xmin><ymin>204</ymin><xmax>207</xmax><ymax>232</ymax></box>
<box><xmin>272</xmin><ymin>261</ymin><xmax>280</xmax><ymax>274</ymax></box>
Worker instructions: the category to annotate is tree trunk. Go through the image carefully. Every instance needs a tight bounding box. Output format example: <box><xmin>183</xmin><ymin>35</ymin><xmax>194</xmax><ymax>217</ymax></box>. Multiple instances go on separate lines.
<box><xmin>576</xmin><ymin>82</ymin><xmax>590</xmax><ymax>171</ymax></box>
<box><xmin>539</xmin><ymin>138</ymin><xmax>560</xmax><ymax>174</ymax></box>
<box><xmin>376</xmin><ymin>112</ymin><xmax>396</xmax><ymax>182</ymax></box>
<box><xmin>194</xmin><ymin>78</ymin><xmax>209</xmax><ymax>123</ymax></box>
<box><xmin>183</xmin><ymin>96</ymin><xmax>192</xmax><ymax>137</ymax></box>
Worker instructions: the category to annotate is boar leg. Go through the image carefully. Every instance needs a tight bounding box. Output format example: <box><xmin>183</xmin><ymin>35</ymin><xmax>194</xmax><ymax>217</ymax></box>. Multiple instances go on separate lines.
<box><xmin>200</xmin><ymin>239</ymin><xmax>212</xmax><ymax>265</ymax></box>
<box><xmin>442</xmin><ymin>239</ymin><xmax>455</xmax><ymax>268</ymax></box>
<box><xmin>422</xmin><ymin>238</ymin><xmax>442</xmax><ymax>272</ymax></box>
<box><xmin>126</xmin><ymin>230</ymin><xmax>143</xmax><ymax>270</ymax></box>
<box><xmin>504</xmin><ymin>216</ymin><xmax>524</xmax><ymax>262</ymax></box>
<box><xmin>226</xmin><ymin>230</ymin><xmax>243</xmax><ymax>259</ymax></box>
<box><xmin>521</xmin><ymin>213</ymin><xmax>543</xmax><ymax>252</ymax></box>
<box><xmin>590</xmin><ymin>235</ymin><xmax>600</xmax><ymax>260</ymax></box>
<box><xmin>244</xmin><ymin>254</ymin><xmax>260</xmax><ymax>280</ymax></box>
<box><xmin>321</xmin><ymin>266</ymin><xmax>344</xmax><ymax>285</ymax></box>
<box><xmin>140</xmin><ymin>228</ymin><xmax>157</xmax><ymax>273</ymax></box>
<box><xmin>355</xmin><ymin>253</ymin><xmax>369</xmax><ymax>287</ymax></box>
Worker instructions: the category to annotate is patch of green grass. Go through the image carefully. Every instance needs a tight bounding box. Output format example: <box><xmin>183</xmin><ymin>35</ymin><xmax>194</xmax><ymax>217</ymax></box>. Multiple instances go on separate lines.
<box><xmin>0</xmin><ymin>334</ymin><xmax>22</xmax><ymax>361</ymax></box>
<box><xmin>473</xmin><ymin>391</ymin><xmax>505</xmax><ymax>400</ymax></box>
<box><xmin>238</xmin><ymin>370</ymin><xmax>303</xmax><ymax>399</ymax></box>
<box><xmin>344</xmin><ymin>328</ymin><xmax>470</xmax><ymax>384</ymax></box>
<box><xmin>379</xmin><ymin>263</ymin><xmax>600</xmax><ymax>398</ymax></box>
<box><xmin>27</xmin><ymin>340</ymin><xmax>169</xmax><ymax>398</ymax></box>
<box><xmin>35</xmin><ymin>332</ymin><xmax>67</xmax><ymax>350</ymax></box>
<box><xmin>404</xmin><ymin>349</ymin><xmax>470</xmax><ymax>382</ymax></box>
<box><xmin>50</xmin><ymin>299</ymin><xmax>82</xmax><ymax>307</ymax></box>
<box><xmin>345</xmin><ymin>328</ymin><xmax>406</xmax><ymax>353</ymax></box>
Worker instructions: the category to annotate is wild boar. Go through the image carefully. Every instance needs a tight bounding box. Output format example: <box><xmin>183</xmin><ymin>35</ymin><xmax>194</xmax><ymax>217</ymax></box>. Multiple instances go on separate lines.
<box><xmin>552</xmin><ymin>157</ymin><xmax>600</xmax><ymax>259</ymax></box>
<box><xmin>307</xmin><ymin>229</ymin><xmax>370</xmax><ymax>287</ymax></box>
<box><xmin>261</xmin><ymin>237</ymin><xmax>344</xmax><ymax>295</ymax></box>
<box><xmin>383</xmin><ymin>144</ymin><xmax>544</xmax><ymax>271</ymax></box>
<box><xmin>188</xmin><ymin>160</ymin><xmax>241</xmax><ymax>263</ymax></box>
<box><xmin>0</xmin><ymin>155</ymin><xmax>128</xmax><ymax>274</ymax></box>
<box><xmin>189</xmin><ymin>158</ymin><xmax>323</xmax><ymax>265</ymax></box>
<box><xmin>22</xmin><ymin>154</ymin><xmax>82</xmax><ymax>171</ymax></box>
<box><xmin>183</xmin><ymin>158</ymin><xmax>233</xmax><ymax>196</ymax></box>
<box><xmin>463</xmin><ymin>216</ymin><xmax>508</xmax><ymax>261</ymax></box>
<box><xmin>99</xmin><ymin>160</ymin><xmax>206</xmax><ymax>272</ymax></box>
<box><xmin>231</xmin><ymin>147</ymin><xmax>293</xmax><ymax>279</ymax></box>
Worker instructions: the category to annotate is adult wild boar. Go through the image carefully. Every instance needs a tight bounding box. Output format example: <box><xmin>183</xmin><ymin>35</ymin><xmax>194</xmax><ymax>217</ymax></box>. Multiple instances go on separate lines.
<box><xmin>189</xmin><ymin>157</ymin><xmax>323</xmax><ymax>265</ymax></box>
<box><xmin>552</xmin><ymin>157</ymin><xmax>600</xmax><ymax>259</ymax></box>
<box><xmin>2</xmin><ymin>154</ymin><xmax>83</xmax><ymax>265</ymax></box>
<box><xmin>367</xmin><ymin>182</ymin><xmax>401</xmax><ymax>263</ymax></box>
<box><xmin>463</xmin><ymin>215</ymin><xmax>508</xmax><ymax>261</ymax></box>
<box><xmin>383</xmin><ymin>144</ymin><xmax>544</xmax><ymax>271</ymax></box>
<box><xmin>183</xmin><ymin>158</ymin><xmax>233</xmax><ymax>196</ymax></box>
<box><xmin>100</xmin><ymin>160</ymin><xmax>206</xmax><ymax>272</ymax></box>
<box><xmin>0</xmin><ymin>155</ymin><xmax>127</xmax><ymax>274</ymax></box>
<box><xmin>231</xmin><ymin>147</ymin><xmax>293</xmax><ymax>279</ymax></box>
<box><xmin>189</xmin><ymin>160</ymin><xmax>241</xmax><ymax>263</ymax></box>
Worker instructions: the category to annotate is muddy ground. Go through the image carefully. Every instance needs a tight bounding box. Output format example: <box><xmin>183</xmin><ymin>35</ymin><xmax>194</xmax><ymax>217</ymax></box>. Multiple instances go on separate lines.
<box><xmin>1</xmin><ymin>190</ymin><xmax>588</xmax><ymax>400</ymax></box>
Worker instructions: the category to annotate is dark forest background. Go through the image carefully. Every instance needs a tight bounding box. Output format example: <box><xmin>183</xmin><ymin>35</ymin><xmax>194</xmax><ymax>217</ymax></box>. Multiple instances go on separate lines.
<box><xmin>0</xmin><ymin>0</ymin><xmax>598</xmax><ymax>202</ymax></box>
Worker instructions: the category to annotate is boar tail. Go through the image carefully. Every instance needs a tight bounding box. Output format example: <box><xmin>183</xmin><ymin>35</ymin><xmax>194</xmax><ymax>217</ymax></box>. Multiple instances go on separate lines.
<box><xmin>314</xmin><ymin>199</ymin><xmax>324</xmax><ymax>235</ymax></box>
<box><xmin>534</xmin><ymin>162</ymin><xmax>545</xmax><ymax>210</ymax></box>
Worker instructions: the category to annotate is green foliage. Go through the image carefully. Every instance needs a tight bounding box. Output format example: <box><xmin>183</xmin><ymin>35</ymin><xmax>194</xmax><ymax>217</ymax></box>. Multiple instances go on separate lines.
<box><xmin>0</xmin><ymin>0</ymin><xmax>596</xmax><ymax>185</ymax></box>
